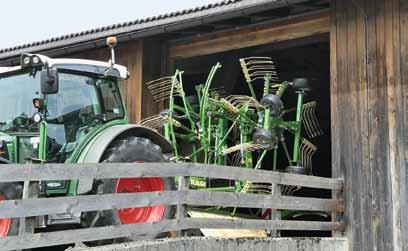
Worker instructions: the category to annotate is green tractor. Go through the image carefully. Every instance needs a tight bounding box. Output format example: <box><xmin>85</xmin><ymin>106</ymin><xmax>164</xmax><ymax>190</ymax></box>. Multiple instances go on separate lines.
<box><xmin>0</xmin><ymin>37</ymin><xmax>175</xmax><ymax>239</ymax></box>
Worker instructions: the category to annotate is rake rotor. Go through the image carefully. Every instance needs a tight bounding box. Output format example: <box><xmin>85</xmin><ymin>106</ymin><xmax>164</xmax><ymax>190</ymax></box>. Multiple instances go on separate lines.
<box><xmin>140</xmin><ymin>115</ymin><xmax>164</xmax><ymax>131</ymax></box>
<box><xmin>145</xmin><ymin>76</ymin><xmax>182</xmax><ymax>102</ymax></box>
<box><xmin>240</xmin><ymin>57</ymin><xmax>279</xmax><ymax>83</ymax></box>
<box><xmin>299</xmin><ymin>138</ymin><xmax>317</xmax><ymax>175</ymax></box>
<box><xmin>141</xmin><ymin>57</ymin><xmax>324</xmax><ymax>219</ymax></box>
<box><xmin>224</xmin><ymin>95</ymin><xmax>262</xmax><ymax>109</ymax></box>
<box><xmin>221</xmin><ymin>142</ymin><xmax>267</xmax><ymax>156</ymax></box>
<box><xmin>302</xmin><ymin>101</ymin><xmax>323</xmax><ymax>138</ymax></box>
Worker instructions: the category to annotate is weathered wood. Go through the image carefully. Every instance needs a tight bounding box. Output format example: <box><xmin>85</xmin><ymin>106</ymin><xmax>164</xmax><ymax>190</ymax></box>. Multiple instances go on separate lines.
<box><xmin>67</xmin><ymin>237</ymin><xmax>349</xmax><ymax>251</ymax></box>
<box><xmin>399</xmin><ymin>1</ymin><xmax>408</xmax><ymax>250</ymax></box>
<box><xmin>169</xmin><ymin>12</ymin><xmax>330</xmax><ymax>59</ymax></box>
<box><xmin>126</xmin><ymin>41</ymin><xmax>144</xmax><ymax>123</ymax></box>
<box><xmin>0</xmin><ymin>163</ymin><xmax>343</xmax><ymax>190</ymax></box>
<box><xmin>330</xmin><ymin>0</ymin><xmax>344</xmax><ymax>239</ymax></box>
<box><xmin>0</xmin><ymin>219</ymin><xmax>345</xmax><ymax>251</ymax></box>
<box><xmin>269</xmin><ymin>184</ymin><xmax>281</xmax><ymax>237</ymax></box>
<box><xmin>0</xmin><ymin>190</ymin><xmax>343</xmax><ymax>218</ymax></box>
<box><xmin>332</xmin><ymin>0</ymin><xmax>408</xmax><ymax>250</ymax></box>
<box><xmin>176</xmin><ymin>176</ymin><xmax>189</xmax><ymax>237</ymax></box>
<box><xmin>141</xmin><ymin>39</ymin><xmax>166</xmax><ymax>119</ymax></box>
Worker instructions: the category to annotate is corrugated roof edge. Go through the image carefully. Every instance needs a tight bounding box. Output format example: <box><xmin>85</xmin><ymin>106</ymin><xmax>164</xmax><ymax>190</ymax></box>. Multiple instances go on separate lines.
<box><xmin>0</xmin><ymin>0</ymin><xmax>287</xmax><ymax>61</ymax></box>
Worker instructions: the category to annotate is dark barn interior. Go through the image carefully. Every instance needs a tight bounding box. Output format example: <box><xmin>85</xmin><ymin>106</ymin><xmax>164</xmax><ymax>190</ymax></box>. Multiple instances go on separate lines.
<box><xmin>176</xmin><ymin>37</ymin><xmax>331</xmax><ymax>176</ymax></box>
<box><xmin>175</xmin><ymin>36</ymin><xmax>332</xmax><ymax>237</ymax></box>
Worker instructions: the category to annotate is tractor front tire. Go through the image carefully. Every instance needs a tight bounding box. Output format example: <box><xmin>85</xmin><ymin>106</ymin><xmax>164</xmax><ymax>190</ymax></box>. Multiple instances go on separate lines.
<box><xmin>0</xmin><ymin>182</ymin><xmax>23</xmax><ymax>237</ymax></box>
<box><xmin>92</xmin><ymin>137</ymin><xmax>175</xmax><ymax>242</ymax></box>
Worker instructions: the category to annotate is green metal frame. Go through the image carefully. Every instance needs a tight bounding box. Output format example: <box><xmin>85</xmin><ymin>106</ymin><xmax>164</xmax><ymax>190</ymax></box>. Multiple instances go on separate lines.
<box><xmin>143</xmin><ymin>57</ymin><xmax>322</xmax><ymax>217</ymax></box>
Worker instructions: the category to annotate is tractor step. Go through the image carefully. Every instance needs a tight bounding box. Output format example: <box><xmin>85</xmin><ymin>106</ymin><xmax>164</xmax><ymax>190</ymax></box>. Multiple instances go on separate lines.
<box><xmin>47</xmin><ymin>212</ymin><xmax>81</xmax><ymax>225</ymax></box>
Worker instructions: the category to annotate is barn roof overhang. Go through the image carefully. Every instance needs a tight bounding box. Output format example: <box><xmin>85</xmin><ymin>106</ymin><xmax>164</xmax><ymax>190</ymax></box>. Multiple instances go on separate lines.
<box><xmin>0</xmin><ymin>0</ymin><xmax>329</xmax><ymax>66</ymax></box>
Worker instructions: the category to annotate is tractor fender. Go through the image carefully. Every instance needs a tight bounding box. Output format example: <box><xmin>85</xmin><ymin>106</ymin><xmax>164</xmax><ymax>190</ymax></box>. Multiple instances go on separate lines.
<box><xmin>77</xmin><ymin>124</ymin><xmax>172</xmax><ymax>194</ymax></box>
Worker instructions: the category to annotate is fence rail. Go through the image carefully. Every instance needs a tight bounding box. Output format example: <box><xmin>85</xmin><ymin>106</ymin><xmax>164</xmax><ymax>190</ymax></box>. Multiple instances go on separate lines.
<box><xmin>0</xmin><ymin>163</ymin><xmax>344</xmax><ymax>250</ymax></box>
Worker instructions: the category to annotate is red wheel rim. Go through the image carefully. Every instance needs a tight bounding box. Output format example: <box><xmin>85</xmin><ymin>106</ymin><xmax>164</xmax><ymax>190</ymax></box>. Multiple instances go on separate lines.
<box><xmin>115</xmin><ymin>161</ymin><xmax>166</xmax><ymax>224</ymax></box>
<box><xmin>0</xmin><ymin>195</ymin><xmax>11</xmax><ymax>237</ymax></box>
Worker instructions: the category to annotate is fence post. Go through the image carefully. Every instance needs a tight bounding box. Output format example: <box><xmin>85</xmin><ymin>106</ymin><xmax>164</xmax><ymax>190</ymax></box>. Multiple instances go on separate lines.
<box><xmin>17</xmin><ymin>181</ymin><xmax>39</xmax><ymax>251</ymax></box>
<box><xmin>332</xmin><ymin>178</ymin><xmax>344</xmax><ymax>237</ymax></box>
<box><xmin>176</xmin><ymin>175</ymin><xmax>189</xmax><ymax>237</ymax></box>
<box><xmin>269</xmin><ymin>183</ymin><xmax>281</xmax><ymax>237</ymax></box>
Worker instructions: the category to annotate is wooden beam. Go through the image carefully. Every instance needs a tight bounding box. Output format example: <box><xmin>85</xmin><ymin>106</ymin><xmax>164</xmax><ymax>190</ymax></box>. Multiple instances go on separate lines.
<box><xmin>0</xmin><ymin>219</ymin><xmax>345</xmax><ymax>250</ymax></box>
<box><xmin>0</xmin><ymin>163</ymin><xmax>343</xmax><ymax>190</ymax></box>
<box><xmin>0</xmin><ymin>190</ymin><xmax>342</xmax><ymax>218</ymax></box>
<box><xmin>126</xmin><ymin>40</ymin><xmax>143</xmax><ymax>123</ymax></box>
<box><xmin>169</xmin><ymin>12</ymin><xmax>330</xmax><ymax>60</ymax></box>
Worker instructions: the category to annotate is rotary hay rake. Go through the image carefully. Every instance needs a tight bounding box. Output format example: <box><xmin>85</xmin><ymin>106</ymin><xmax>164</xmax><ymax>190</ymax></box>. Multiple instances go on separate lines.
<box><xmin>142</xmin><ymin>56</ymin><xmax>323</xmax><ymax>217</ymax></box>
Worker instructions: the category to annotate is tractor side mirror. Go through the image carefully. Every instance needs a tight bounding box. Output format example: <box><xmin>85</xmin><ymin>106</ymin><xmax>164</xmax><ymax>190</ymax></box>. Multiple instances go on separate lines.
<box><xmin>40</xmin><ymin>68</ymin><xmax>59</xmax><ymax>94</ymax></box>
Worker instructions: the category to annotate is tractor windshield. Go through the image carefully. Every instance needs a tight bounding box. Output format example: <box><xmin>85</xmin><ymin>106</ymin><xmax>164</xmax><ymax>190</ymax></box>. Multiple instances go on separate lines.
<box><xmin>0</xmin><ymin>72</ymin><xmax>41</xmax><ymax>133</ymax></box>
<box><xmin>0</xmin><ymin>71</ymin><xmax>124</xmax><ymax>136</ymax></box>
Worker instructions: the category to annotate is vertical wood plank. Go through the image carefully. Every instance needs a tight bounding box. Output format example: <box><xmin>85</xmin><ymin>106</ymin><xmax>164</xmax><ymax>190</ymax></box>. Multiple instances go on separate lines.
<box><xmin>399</xmin><ymin>1</ymin><xmax>408</xmax><ymax>250</ymax></box>
<box><xmin>141</xmin><ymin>39</ymin><xmax>165</xmax><ymax>119</ymax></box>
<box><xmin>355</xmin><ymin>0</ymin><xmax>375</xmax><ymax>249</ymax></box>
<box><xmin>269</xmin><ymin>184</ymin><xmax>281</xmax><ymax>237</ymax></box>
<box><xmin>346</xmin><ymin>2</ymin><xmax>364</xmax><ymax>249</ymax></box>
<box><xmin>330</xmin><ymin>0</ymin><xmax>344</xmax><ymax>239</ymax></box>
<box><xmin>126</xmin><ymin>41</ymin><xmax>144</xmax><ymax>123</ymax></box>
<box><xmin>333</xmin><ymin>0</ymin><xmax>356</xmax><ymax>248</ymax></box>
<box><xmin>385</xmin><ymin>0</ymin><xmax>403</xmax><ymax>250</ymax></box>
<box><xmin>176</xmin><ymin>176</ymin><xmax>188</xmax><ymax>237</ymax></box>
<box><xmin>18</xmin><ymin>181</ymin><xmax>39</xmax><ymax>242</ymax></box>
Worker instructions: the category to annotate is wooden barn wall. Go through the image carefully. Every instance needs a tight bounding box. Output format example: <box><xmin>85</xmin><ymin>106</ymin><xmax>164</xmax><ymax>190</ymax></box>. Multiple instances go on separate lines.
<box><xmin>331</xmin><ymin>0</ymin><xmax>407</xmax><ymax>250</ymax></box>
<box><xmin>68</xmin><ymin>39</ymin><xmax>166</xmax><ymax>123</ymax></box>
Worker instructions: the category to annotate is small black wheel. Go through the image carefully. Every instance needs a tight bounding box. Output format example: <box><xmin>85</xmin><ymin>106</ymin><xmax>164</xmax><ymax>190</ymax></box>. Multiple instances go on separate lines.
<box><xmin>253</xmin><ymin>128</ymin><xmax>278</xmax><ymax>148</ymax></box>
<box><xmin>87</xmin><ymin>137</ymin><xmax>175</xmax><ymax>243</ymax></box>
<box><xmin>260</xmin><ymin>94</ymin><xmax>284</xmax><ymax>117</ymax></box>
<box><xmin>292</xmin><ymin>78</ymin><xmax>311</xmax><ymax>92</ymax></box>
<box><xmin>0</xmin><ymin>182</ymin><xmax>23</xmax><ymax>237</ymax></box>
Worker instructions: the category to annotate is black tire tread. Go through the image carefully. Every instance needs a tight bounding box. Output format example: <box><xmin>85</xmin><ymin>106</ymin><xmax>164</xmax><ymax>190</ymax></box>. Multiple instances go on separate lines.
<box><xmin>90</xmin><ymin>136</ymin><xmax>175</xmax><ymax>243</ymax></box>
<box><xmin>0</xmin><ymin>182</ymin><xmax>23</xmax><ymax>236</ymax></box>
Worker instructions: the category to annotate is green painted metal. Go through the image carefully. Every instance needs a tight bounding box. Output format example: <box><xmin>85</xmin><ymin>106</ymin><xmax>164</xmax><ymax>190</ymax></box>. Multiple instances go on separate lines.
<box><xmin>143</xmin><ymin>56</ymin><xmax>322</xmax><ymax>218</ymax></box>
<box><xmin>292</xmin><ymin>92</ymin><xmax>304</xmax><ymax>164</ymax></box>
<box><xmin>38</xmin><ymin>121</ymin><xmax>47</xmax><ymax>162</ymax></box>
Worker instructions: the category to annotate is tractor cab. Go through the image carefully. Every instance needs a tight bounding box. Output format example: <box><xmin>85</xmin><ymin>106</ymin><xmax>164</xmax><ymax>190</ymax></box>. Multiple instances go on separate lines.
<box><xmin>0</xmin><ymin>53</ymin><xmax>129</xmax><ymax>164</ymax></box>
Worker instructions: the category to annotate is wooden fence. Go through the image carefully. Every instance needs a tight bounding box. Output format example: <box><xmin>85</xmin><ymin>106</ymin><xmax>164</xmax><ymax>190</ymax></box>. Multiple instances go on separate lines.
<box><xmin>0</xmin><ymin>163</ymin><xmax>344</xmax><ymax>250</ymax></box>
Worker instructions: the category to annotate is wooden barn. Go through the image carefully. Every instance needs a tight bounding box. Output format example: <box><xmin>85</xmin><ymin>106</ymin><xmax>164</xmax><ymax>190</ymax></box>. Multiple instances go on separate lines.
<box><xmin>0</xmin><ymin>0</ymin><xmax>406</xmax><ymax>250</ymax></box>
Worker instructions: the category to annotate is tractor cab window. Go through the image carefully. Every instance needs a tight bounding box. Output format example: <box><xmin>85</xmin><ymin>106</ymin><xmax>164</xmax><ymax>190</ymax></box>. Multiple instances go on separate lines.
<box><xmin>97</xmin><ymin>79</ymin><xmax>124</xmax><ymax>121</ymax></box>
<box><xmin>46</xmin><ymin>72</ymin><xmax>124</xmax><ymax>162</ymax></box>
<box><xmin>0</xmin><ymin>72</ymin><xmax>40</xmax><ymax>133</ymax></box>
<box><xmin>47</xmin><ymin>73</ymin><xmax>100</xmax><ymax>144</ymax></box>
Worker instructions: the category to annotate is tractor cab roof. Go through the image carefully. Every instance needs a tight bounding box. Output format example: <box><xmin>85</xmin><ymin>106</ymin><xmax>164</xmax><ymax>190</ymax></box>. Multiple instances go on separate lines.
<box><xmin>0</xmin><ymin>54</ymin><xmax>129</xmax><ymax>79</ymax></box>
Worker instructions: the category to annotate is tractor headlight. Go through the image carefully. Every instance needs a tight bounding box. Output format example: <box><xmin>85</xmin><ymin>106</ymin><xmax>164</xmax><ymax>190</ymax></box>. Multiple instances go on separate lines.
<box><xmin>32</xmin><ymin>112</ymin><xmax>42</xmax><ymax>123</ymax></box>
<box><xmin>23</xmin><ymin>56</ymin><xmax>31</xmax><ymax>65</ymax></box>
<box><xmin>21</xmin><ymin>54</ymin><xmax>43</xmax><ymax>68</ymax></box>
<box><xmin>32</xmin><ymin>56</ymin><xmax>40</xmax><ymax>64</ymax></box>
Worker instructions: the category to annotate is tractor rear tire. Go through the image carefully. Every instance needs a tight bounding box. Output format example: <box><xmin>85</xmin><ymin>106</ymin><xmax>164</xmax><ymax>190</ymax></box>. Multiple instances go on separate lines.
<box><xmin>91</xmin><ymin>137</ymin><xmax>175</xmax><ymax>242</ymax></box>
<box><xmin>0</xmin><ymin>182</ymin><xmax>23</xmax><ymax>237</ymax></box>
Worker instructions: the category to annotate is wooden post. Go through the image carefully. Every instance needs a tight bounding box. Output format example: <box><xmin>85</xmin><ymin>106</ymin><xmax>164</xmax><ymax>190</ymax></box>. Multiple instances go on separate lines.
<box><xmin>332</xmin><ymin>179</ymin><xmax>344</xmax><ymax>237</ymax></box>
<box><xmin>17</xmin><ymin>181</ymin><xmax>38</xmax><ymax>251</ymax></box>
<box><xmin>176</xmin><ymin>176</ymin><xmax>189</xmax><ymax>237</ymax></box>
<box><xmin>269</xmin><ymin>184</ymin><xmax>281</xmax><ymax>237</ymax></box>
